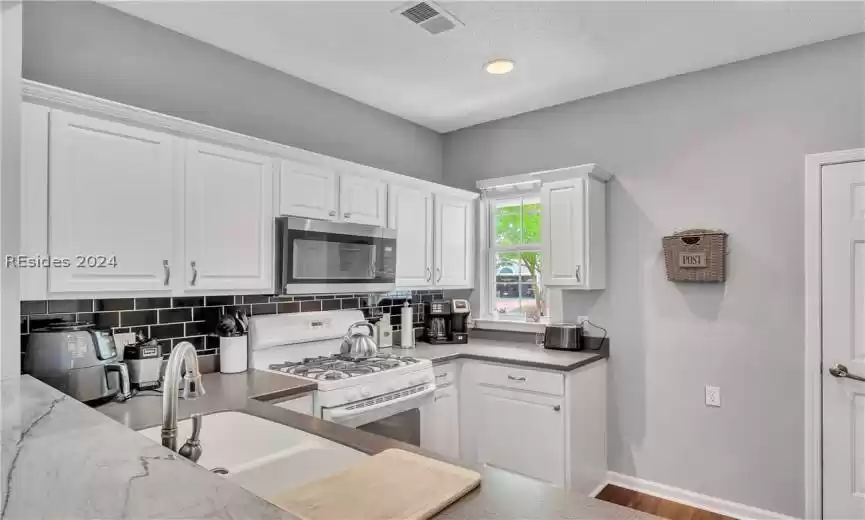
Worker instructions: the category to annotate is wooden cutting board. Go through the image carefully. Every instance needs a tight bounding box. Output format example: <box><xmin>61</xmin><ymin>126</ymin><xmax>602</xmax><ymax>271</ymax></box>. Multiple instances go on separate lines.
<box><xmin>269</xmin><ymin>449</ymin><xmax>481</xmax><ymax>520</ymax></box>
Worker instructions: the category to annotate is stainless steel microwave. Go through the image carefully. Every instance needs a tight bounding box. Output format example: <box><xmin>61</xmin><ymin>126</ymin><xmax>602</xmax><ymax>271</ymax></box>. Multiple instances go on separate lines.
<box><xmin>275</xmin><ymin>217</ymin><xmax>397</xmax><ymax>295</ymax></box>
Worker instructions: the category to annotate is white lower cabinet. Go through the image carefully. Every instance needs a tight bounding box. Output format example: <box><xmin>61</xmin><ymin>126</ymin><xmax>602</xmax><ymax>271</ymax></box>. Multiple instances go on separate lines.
<box><xmin>460</xmin><ymin>360</ymin><xmax>607</xmax><ymax>494</ymax></box>
<box><xmin>475</xmin><ymin>386</ymin><xmax>565</xmax><ymax>486</ymax></box>
<box><xmin>420</xmin><ymin>384</ymin><xmax>460</xmax><ymax>460</ymax></box>
<box><xmin>274</xmin><ymin>394</ymin><xmax>313</xmax><ymax>416</ymax></box>
<box><xmin>184</xmin><ymin>140</ymin><xmax>275</xmax><ymax>291</ymax></box>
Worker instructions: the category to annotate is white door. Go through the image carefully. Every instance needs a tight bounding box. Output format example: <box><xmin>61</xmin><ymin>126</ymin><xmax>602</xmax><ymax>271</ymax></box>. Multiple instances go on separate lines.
<box><xmin>20</xmin><ymin>103</ymin><xmax>49</xmax><ymax>300</ymax></box>
<box><xmin>389</xmin><ymin>185</ymin><xmax>433</xmax><ymax>287</ymax></box>
<box><xmin>420</xmin><ymin>385</ymin><xmax>460</xmax><ymax>460</ymax></box>
<box><xmin>184</xmin><ymin>140</ymin><xmax>275</xmax><ymax>291</ymax></box>
<box><xmin>280</xmin><ymin>159</ymin><xmax>338</xmax><ymax>220</ymax></box>
<box><xmin>48</xmin><ymin>110</ymin><xmax>175</xmax><ymax>293</ymax></box>
<box><xmin>475</xmin><ymin>386</ymin><xmax>565</xmax><ymax>486</ymax></box>
<box><xmin>434</xmin><ymin>195</ymin><xmax>473</xmax><ymax>287</ymax></box>
<box><xmin>822</xmin><ymin>159</ymin><xmax>865</xmax><ymax>519</ymax></box>
<box><xmin>339</xmin><ymin>174</ymin><xmax>387</xmax><ymax>226</ymax></box>
<box><xmin>541</xmin><ymin>179</ymin><xmax>585</xmax><ymax>287</ymax></box>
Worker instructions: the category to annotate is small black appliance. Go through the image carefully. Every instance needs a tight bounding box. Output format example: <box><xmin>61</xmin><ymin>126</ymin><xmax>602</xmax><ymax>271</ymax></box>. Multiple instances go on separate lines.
<box><xmin>423</xmin><ymin>299</ymin><xmax>470</xmax><ymax>344</ymax></box>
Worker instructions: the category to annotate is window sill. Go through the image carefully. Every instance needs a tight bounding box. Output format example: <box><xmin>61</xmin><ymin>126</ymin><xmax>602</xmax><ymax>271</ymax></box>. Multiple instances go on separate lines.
<box><xmin>472</xmin><ymin>319</ymin><xmax>547</xmax><ymax>333</ymax></box>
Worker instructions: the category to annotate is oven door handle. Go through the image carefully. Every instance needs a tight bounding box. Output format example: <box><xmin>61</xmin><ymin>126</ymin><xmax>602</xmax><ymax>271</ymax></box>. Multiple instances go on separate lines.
<box><xmin>323</xmin><ymin>384</ymin><xmax>435</xmax><ymax>426</ymax></box>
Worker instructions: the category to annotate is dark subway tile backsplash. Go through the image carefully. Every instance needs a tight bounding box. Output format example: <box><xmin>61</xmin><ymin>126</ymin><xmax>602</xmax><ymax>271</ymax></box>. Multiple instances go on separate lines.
<box><xmin>94</xmin><ymin>298</ymin><xmax>134</xmax><ymax>312</ymax></box>
<box><xmin>158</xmin><ymin>308</ymin><xmax>192</xmax><ymax>324</ymax></box>
<box><xmin>48</xmin><ymin>299</ymin><xmax>93</xmax><ymax>314</ymax></box>
<box><xmin>135</xmin><ymin>297</ymin><xmax>172</xmax><ymax>310</ymax></box>
<box><xmin>121</xmin><ymin>310</ymin><xmax>157</xmax><ymax>327</ymax></box>
<box><xmin>19</xmin><ymin>290</ymin><xmax>443</xmax><ymax>358</ymax></box>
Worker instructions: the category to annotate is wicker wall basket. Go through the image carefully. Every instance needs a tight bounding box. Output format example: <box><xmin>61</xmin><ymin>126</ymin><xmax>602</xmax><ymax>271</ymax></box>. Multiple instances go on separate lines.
<box><xmin>662</xmin><ymin>229</ymin><xmax>728</xmax><ymax>283</ymax></box>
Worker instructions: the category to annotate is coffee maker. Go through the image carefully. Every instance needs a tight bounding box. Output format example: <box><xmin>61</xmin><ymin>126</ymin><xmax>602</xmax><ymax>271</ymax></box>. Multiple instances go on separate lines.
<box><xmin>423</xmin><ymin>299</ymin><xmax>470</xmax><ymax>344</ymax></box>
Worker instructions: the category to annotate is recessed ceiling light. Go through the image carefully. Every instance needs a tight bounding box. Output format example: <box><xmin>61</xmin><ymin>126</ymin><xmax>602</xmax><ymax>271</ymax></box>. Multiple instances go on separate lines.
<box><xmin>485</xmin><ymin>58</ymin><xmax>515</xmax><ymax>75</ymax></box>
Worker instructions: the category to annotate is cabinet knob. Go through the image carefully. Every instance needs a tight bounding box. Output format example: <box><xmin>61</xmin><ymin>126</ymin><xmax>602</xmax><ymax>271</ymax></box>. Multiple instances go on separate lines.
<box><xmin>507</xmin><ymin>375</ymin><xmax>526</xmax><ymax>382</ymax></box>
<box><xmin>344</xmin><ymin>212</ymin><xmax>352</xmax><ymax>218</ymax></box>
<box><xmin>553</xmin><ymin>405</ymin><xmax>561</xmax><ymax>412</ymax></box>
<box><xmin>163</xmin><ymin>260</ymin><xmax>170</xmax><ymax>286</ymax></box>
<box><xmin>190</xmin><ymin>261</ymin><xmax>198</xmax><ymax>286</ymax></box>
<box><xmin>575</xmin><ymin>265</ymin><xmax>582</xmax><ymax>283</ymax></box>
<box><xmin>328</xmin><ymin>210</ymin><xmax>336</xmax><ymax>217</ymax></box>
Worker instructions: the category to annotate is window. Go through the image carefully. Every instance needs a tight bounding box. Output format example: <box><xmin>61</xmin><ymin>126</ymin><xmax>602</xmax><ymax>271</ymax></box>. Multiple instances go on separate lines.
<box><xmin>487</xmin><ymin>194</ymin><xmax>547</xmax><ymax>322</ymax></box>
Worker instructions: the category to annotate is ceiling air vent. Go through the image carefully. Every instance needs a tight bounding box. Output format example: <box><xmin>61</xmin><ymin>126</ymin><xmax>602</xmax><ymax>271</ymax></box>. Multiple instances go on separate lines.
<box><xmin>393</xmin><ymin>1</ymin><xmax>464</xmax><ymax>35</ymax></box>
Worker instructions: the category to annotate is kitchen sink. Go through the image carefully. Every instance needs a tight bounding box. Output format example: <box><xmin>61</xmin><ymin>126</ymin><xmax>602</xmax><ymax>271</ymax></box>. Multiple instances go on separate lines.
<box><xmin>137</xmin><ymin>411</ymin><xmax>366</xmax><ymax>497</ymax></box>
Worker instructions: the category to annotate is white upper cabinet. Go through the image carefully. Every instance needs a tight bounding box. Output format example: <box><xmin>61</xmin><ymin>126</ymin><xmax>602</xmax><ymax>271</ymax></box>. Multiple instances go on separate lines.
<box><xmin>389</xmin><ymin>185</ymin><xmax>434</xmax><ymax>287</ymax></box>
<box><xmin>339</xmin><ymin>174</ymin><xmax>387</xmax><ymax>226</ymax></box>
<box><xmin>541</xmin><ymin>176</ymin><xmax>606</xmax><ymax>290</ymax></box>
<box><xmin>280</xmin><ymin>160</ymin><xmax>338</xmax><ymax>220</ymax></box>
<box><xmin>48</xmin><ymin>110</ymin><xmax>176</xmax><ymax>294</ymax></box>
<box><xmin>184</xmin><ymin>141</ymin><xmax>275</xmax><ymax>291</ymax></box>
<box><xmin>435</xmin><ymin>195</ymin><xmax>474</xmax><ymax>288</ymax></box>
<box><xmin>20</xmin><ymin>103</ymin><xmax>49</xmax><ymax>300</ymax></box>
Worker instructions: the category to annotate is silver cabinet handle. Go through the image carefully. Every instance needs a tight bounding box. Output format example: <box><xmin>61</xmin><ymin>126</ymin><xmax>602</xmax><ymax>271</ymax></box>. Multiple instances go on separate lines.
<box><xmin>344</xmin><ymin>212</ymin><xmax>352</xmax><ymax>219</ymax></box>
<box><xmin>829</xmin><ymin>363</ymin><xmax>865</xmax><ymax>382</ymax></box>
<box><xmin>575</xmin><ymin>265</ymin><xmax>582</xmax><ymax>283</ymax></box>
<box><xmin>553</xmin><ymin>405</ymin><xmax>561</xmax><ymax>412</ymax></box>
<box><xmin>163</xmin><ymin>260</ymin><xmax>170</xmax><ymax>286</ymax></box>
<box><xmin>328</xmin><ymin>210</ymin><xmax>336</xmax><ymax>217</ymax></box>
<box><xmin>426</xmin><ymin>267</ymin><xmax>432</xmax><ymax>282</ymax></box>
<box><xmin>435</xmin><ymin>373</ymin><xmax>447</xmax><ymax>379</ymax></box>
<box><xmin>190</xmin><ymin>261</ymin><xmax>198</xmax><ymax>286</ymax></box>
<box><xmin>507</xmin><ymin>375</ymin><xmax>526</xmax><ymax>382</ymax></box>
<box><xmin>436</xmin><ymin>267</ymin><xmax>442</xmax><ymax>283</ymax></box>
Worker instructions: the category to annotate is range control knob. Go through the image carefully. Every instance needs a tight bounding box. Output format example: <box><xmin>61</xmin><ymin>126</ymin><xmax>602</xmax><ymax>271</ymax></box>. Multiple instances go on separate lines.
<box><xmin>361</xmin><ymin>386</ymin><xmax>371</xmax><ymax>397</ymax></box>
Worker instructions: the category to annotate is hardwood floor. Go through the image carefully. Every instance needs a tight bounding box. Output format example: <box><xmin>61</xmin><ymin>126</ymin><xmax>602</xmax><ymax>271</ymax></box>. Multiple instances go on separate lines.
<box><xmin>595</xmin><ymin>485</ymin><xmax>737</xmax><ymax>520</ymax></box>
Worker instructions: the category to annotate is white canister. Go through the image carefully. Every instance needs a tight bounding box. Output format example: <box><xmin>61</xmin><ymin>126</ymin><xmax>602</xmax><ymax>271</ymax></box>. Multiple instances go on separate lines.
<box><xmin>219</xmin><ymin>336</ymin><xmax>248</xmax><ymax>374</ymax></box>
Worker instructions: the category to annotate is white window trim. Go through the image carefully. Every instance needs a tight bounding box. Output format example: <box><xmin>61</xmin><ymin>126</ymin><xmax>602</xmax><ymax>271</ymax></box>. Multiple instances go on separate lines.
<box><xmin>477</xmin><ymin>188</ymin><xmax>549</xmax><ymax>330</ymax></box>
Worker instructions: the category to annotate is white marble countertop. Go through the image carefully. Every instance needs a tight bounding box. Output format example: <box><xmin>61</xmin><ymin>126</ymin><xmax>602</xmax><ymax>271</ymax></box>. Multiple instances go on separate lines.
<box><xmin>1</xmin><ymin>375</ymin><xmax>297</xmax><ymax>520</ymax></box>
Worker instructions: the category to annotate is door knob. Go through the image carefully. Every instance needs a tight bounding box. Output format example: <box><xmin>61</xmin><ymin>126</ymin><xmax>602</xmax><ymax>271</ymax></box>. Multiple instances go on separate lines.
<box><xmin>829</xmin><ymin>363</ymin><xmax>865</xmax><ymax>382</ymax></box>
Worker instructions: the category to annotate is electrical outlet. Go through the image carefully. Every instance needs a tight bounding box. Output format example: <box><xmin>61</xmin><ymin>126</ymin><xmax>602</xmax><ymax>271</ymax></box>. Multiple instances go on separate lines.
<box><xmin>705</xmin><ymin>385</ymin><xmax>721</xmax><ymax>407</ymax></box>
<box><xmin>577</xmin><ymin>316</ymin><xmax>589</xmax><ymax>325</ymax></box>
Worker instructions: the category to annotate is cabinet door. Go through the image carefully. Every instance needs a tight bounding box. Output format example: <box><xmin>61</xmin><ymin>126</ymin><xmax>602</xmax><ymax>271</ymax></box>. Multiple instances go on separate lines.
<box><xmin>388</xmin><ymin>185</ymin><xmax>433</xmax><ymax>287</ymax></box>
<box><xmin>541</xmin><ymin>179</ymin><xmax>586</xmax><ymax>287</ymax></box>
<box><xmin>434</xmin><ymin>195</ymin><xmax>474</xmax><ymax>288</ymax></box>
<box><xmin>475</xmin><ymin>386</ymin><xmax>565</xmax><ymax>486</ymax></box>
<box><xmin>20</xmin><ymin>103</ymin><xmax>49</xmax><ymax>300</ymax></box>
<box><xmin>185</xmin><ymin>141</ymin><xmax>275</xmax><ymax>291</ymax></box>
<box><xmin>48</xmin><ymin>110</ymin><xmax>175</xmax><ymax>293</ymax></box>
<box><xmin>280</xmin><ymin>160</ymin><xmax>338</xmax><ymax>220</ymax></box>
<box><xmin>339</xmin><ymin>173</ymin><xmax>387</xmax><ymax>226</ymax></box>
<box><xmin>421</xmin><ymin>385</ymin><xmax>460</xmax><ymax>460</ymax></box>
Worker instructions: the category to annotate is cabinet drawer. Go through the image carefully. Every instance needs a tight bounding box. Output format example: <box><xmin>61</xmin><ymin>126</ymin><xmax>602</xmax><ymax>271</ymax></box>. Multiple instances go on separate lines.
<box><xmin>433</xmin><ymin>363</ymin><xmax>457</xmax><ymax>387</ymax></box>
<box><xmin>476</xmin><ymin>364</ymin><xmax>564</xmax><ymax>395</ymax></box>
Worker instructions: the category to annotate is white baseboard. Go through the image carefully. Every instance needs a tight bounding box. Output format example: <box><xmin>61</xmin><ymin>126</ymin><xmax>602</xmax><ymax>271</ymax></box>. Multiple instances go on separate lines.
<box><xmin>602</xmin><ymin>472</ymin><xmax>799</xmax><ymax>520</ymax></box>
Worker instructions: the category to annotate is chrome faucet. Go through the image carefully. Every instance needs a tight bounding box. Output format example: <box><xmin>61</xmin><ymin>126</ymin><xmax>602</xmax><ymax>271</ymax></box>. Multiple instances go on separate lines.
<box><xmin>161</xmin><ymin>341</ymin><xmax>206</xmax><ymax>461</ymax></box>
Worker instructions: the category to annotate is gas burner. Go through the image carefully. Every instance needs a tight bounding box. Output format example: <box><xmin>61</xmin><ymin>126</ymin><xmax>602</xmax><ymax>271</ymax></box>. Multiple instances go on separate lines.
<box><xmin>268</xmin><ymin>353</ymin><xmax>422</xmax><ymax>380</ymax></box>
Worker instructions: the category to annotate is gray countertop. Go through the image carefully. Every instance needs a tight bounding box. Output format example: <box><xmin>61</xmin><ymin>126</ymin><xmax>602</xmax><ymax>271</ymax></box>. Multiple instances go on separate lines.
<box><xmin>3</xmin><ymin>340</ymin><xmax>641</xmax><ymax>520</ymax></box>
<box><xmin>382</xmin><ymin>338</ymin><xmax>607</xmax><ymax>371</ymax></box>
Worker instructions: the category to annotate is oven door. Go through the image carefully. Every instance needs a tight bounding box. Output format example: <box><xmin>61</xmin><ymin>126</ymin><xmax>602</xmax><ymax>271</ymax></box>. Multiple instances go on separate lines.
<box><xmin>276</xmin><ymin>217</ymin><xmax>396</xmax><ymax>294</ymax></box>
<box><xmin>321</xmin><ymin>383</ymin><xmax>434</xmax><ymax>445</ymax></box>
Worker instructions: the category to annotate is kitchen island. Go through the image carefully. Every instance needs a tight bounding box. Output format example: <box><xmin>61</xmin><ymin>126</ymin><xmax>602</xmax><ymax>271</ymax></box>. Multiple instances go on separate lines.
<box><xmin>2</xmin><ymin>349</ymin><xmax>643</xmax><ymax>520</ymax></box>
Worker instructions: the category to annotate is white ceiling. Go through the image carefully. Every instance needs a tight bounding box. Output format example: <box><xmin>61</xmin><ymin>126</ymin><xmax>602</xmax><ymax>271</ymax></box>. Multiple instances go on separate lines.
<box><xmin>109</xmin><ymin>1</ymin><xmax>864</xmax><ymax>133</ymax></box>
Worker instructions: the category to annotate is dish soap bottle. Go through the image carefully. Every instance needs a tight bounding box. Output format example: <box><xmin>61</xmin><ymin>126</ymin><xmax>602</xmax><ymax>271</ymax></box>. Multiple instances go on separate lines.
<box><xmin>376</xmin><ymin>313</ymin><xmax>393</xmax><ymax>348</ymax></box>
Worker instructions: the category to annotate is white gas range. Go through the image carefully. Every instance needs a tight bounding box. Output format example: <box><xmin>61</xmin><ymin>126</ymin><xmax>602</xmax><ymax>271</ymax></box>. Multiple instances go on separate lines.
<box><xmin>248</xmin><ymin>310</ymin><xmax>435</xmax><ymax>437</ymax></box>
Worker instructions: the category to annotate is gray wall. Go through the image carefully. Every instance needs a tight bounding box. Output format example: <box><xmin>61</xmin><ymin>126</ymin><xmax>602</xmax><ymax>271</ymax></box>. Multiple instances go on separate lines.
<box><xmin>22</xmin><ymin>1</ymin><xmax>442</xmax><ymax>183</ymax></box>
<box><xmin>443</xmin><ymin>34</ymin><xmax>865</xmax><ymax>516</ymax></box>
